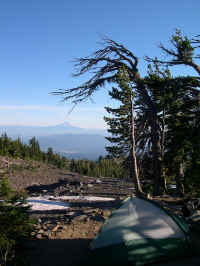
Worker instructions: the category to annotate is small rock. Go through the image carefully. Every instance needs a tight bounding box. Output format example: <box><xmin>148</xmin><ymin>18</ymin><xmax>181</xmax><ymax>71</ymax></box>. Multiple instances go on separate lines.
<box><xmin>52</xmin><ymin>225</ymin><xmax>63</xmax><ymax>232</ymax></box>
<box><xmin>92</xmin><ymin>208</ymin><xmax>99</xmax><ymax>213</ymax></box>
<box><xmin>91</xmin><ymin>214</ymin><xmax>105</xmax><ymax>222</ymax></box>
<box><xmin>46</xmin><ymin>223</ymin><xmax>57</xmax><ymax>230</ymax></box>
<box><xmin>83</xmin><ymin>209</ymin><xmax>94</xmax><ymax>214</ymax></box>
<box><xmin>42</xmin><ymin>231</ymin><xmax>49</xmax><ymax>237</ymax></box>
<box><xmin>38</xmin><ymin>229</ymin><xmax>45</xmax><ymax>234</ymax></box>
<box><xmin>36</xmin><ymin>234</ymin><xmax>43</xmax><ymax>240</ymax></box>
<box><xmin>31</xmin><ymin>231</ymin><xmax>36</xmax><ymax>236</ymax></box>
<box><xmin>42</xmin><ymin>225</ymin><xmax>47</xmax><ymax>230</ymax></box>
<box><xmin>34</xmin><ymin>224</ymin><xmax>42</xmax><ymax>230</ymax></box>
<box><xmin>66</xmin><ymin>211</ymin><xmax>76</xmax><ymax>216</ymax></box>
<box><xmin>73</xmin><ymin>214</ymin><xmax>88</xmax><ymax>222</ymax></box>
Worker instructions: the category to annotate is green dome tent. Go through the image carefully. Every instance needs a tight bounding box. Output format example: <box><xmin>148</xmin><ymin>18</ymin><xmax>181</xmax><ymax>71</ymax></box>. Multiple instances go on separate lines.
<box><xmin>90</xmin><ymin>196</ymin><xmax>192</xmax><ymax>265</ymax></box>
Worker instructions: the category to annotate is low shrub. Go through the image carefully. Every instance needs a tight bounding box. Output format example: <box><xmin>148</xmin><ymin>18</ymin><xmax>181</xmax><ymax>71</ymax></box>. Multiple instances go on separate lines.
<box><xmin>0</xmin><ymin>177</ymin><xmax>34</xmax><ymax>266</ymax></box>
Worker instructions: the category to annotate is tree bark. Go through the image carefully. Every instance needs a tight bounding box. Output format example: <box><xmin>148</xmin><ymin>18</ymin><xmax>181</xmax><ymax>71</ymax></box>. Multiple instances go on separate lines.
<box><xmin>175</xmin><ymin>163</ymin><xmax>185</xmax><ymax>196</ymax></box>
<box><xmin>151</xmin><ymin>116</ymin><xmax>164</xmax><ymax>196</ymax></box>
<box><xmin>130</xmin><ymin>94</ymin><xmax>144</xmax><ymax>196</ymax></box>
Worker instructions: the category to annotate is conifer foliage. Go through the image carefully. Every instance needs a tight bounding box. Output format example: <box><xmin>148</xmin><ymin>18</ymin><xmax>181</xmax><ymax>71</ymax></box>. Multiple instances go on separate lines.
<box><xmin>104</xmin><ymin>73</ymin><xmax>133</xmax><ymax>159</ymax></box>
<box><xmin>0</xmin><ymin>134</ymin><xmax>68</xmax><ymax>169</ymax></box>
<box><xmin>0</xmin><ymin>177</ymin><xmax>34</xmax><ymax>266</ymax></box>
<box><xmin>104</xmin><ymin>68</ymin><xmax>143</xmax><ymax>194</ymax></box>
<box><xmin>70</xmin><ymin>156</ymin><xmax>127</xmax><ymax>179</ymax></box>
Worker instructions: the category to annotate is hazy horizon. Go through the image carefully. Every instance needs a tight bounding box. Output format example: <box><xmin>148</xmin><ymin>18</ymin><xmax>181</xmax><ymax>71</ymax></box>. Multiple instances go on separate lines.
<box><xmin>0</xmin><ymin>117</ymin><xmax>107</xmax><ymax>130</ymax></box>
<box><xmin>0</xmin><ymin>1</ymin><xmax>199</xmax><ymax>130</ymax></box>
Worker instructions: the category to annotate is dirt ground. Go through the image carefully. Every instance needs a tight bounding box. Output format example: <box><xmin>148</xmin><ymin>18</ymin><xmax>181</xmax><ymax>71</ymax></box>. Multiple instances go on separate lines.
<box><xmin>28</xmin><ymin>219</ymin><xmax>102</xmax><ymax>266</ymax></box>
<box><xmin>29</xmin><ymin>241</ymin><xmax>200</xmax><ymax>266</ymax></box>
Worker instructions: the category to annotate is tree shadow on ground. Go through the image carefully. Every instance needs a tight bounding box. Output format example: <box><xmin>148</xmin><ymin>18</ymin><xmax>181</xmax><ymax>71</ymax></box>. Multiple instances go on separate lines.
<box><xmin>26</xmin><ymin>237</ymin><xmax>200</xmax><ymax>266</ymax></box>
<box><xmin>26</xmin><ymin>179</ymin><xmax>69</xmax><ymax>195</ymax></box>
<box><xmin>27</xmin><ymin>238</ymin><xmax>92</xmax><ymax>266</ymax></box>
<box><xmin>69</xmin><ymin>200</ymin><xmax>120</xmax><ymax>209</ymax></box>
<box><xmin>25</xmin><ymin>217</ymin><xmax>200</xmax><ymax>266</ymax></box>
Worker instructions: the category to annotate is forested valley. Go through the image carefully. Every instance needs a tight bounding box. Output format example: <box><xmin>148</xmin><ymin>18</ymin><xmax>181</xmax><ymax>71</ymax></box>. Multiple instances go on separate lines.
<box><xmin>0</xmin><ymin>133</ymin><xmax>128</xmax><ymax>179</ymax></box>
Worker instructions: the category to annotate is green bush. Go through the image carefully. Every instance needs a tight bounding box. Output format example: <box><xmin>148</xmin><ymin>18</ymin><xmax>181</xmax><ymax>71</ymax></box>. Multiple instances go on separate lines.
<box><xmin>0</xmin><ymin>177</ymin><xmax>34</xmax><ymax>266</ymax></box>
<box><xmin>142</xmin><ymin>183</ymin><xmax>153</xmax><ymax>195</ymax></box>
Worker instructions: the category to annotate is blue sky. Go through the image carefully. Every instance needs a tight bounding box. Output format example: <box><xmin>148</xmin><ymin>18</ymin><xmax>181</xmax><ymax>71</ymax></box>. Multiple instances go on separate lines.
<box><xmin>0</xmin><ymin>0</ymin><xmax>199</xmax><ymax>129</ymax></box>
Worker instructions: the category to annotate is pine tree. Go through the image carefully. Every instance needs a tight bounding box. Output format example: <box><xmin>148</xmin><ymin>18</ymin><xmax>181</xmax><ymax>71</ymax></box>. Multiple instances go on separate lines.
<box><xmin>104</xmin><ymin>68</ymin><xmax>143</xmax><ymax>194</ymax></box>
<box><xmin>164</xmin><ymin>77</ymin><xmax>200</xmax><ymax>196</ymax></box>
<box><xmin>0</xmin><ymin>177</ymin><xmax>34</xmax><ymax>265</ymax></box>
<box><xmin>29</xmin><ymin>137</ymin><xmax>41</xmax><ymax>160</ymax></box>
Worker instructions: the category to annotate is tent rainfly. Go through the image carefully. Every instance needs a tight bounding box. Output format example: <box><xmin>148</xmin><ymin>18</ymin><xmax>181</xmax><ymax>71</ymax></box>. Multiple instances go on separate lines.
<box><xmin>90</xmin><ymin>196</ymin><xmax>192</xmax><ymax>266</ymax></box>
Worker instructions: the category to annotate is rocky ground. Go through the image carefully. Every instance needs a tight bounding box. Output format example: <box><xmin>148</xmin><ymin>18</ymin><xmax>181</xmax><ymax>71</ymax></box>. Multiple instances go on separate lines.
<box><xmin>1</xmin><ymin>156</ymin><xmax>200</xmax><ymax>266</ymax></box>
<box><xmin>0</xmin><ymin>155</ymin><xmax>134</xmax><ymax>197</ymax></box>
<box><xmin>25</xmin><ymin>176</ymin><xmax>127</xmax><ymax>266</ymax></box>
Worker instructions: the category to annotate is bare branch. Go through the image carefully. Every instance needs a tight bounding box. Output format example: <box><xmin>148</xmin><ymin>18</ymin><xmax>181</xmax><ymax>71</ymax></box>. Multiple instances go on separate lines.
<box><xmin>52</xmin><ymin>38</ymin><xmax>140</xmax><ymax>103</ymax></box>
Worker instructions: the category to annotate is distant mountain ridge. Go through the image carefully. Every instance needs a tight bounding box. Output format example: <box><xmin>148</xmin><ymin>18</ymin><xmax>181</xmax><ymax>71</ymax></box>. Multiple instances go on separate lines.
<box><xmin>0</xmin><ymin>123</ymin><xmax>108</xmax><ymax>160</ymax></box>
<box><xmin>0</xmin><ymin>122</ymin><xmax>107</xmax><ymax>137</ymax></box>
